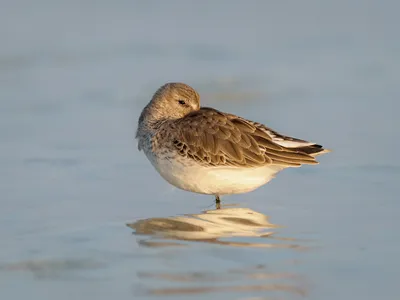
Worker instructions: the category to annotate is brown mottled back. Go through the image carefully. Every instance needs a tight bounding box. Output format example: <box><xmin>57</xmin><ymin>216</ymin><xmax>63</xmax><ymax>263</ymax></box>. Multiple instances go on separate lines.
<box><xmin>157</xmin><ymin>107</ymin><xmax>322</xmax><ymax>168</ymax></box>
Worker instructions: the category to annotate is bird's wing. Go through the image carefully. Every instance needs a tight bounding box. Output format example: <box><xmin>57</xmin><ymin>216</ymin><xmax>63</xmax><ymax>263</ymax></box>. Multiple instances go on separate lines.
<box><xmin>245</xmin><ymin>119</ymin><xmax>330</xmax><ymax>156</ymax></box>
<box><xmin>170</xmin><ymin>107</ymin><xmax>319</xmax><ymax>167</ymax></box>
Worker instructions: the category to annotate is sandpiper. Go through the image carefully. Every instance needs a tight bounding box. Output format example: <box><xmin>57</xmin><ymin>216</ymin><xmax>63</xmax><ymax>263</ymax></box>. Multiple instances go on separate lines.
<box><xmin>136</xmin><ymin>82</ymin><xmax>329</xmax><ymax>206</ymax></box>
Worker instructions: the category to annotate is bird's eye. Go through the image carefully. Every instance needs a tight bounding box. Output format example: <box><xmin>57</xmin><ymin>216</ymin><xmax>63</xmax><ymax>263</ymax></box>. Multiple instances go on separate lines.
<box><xmin>178</xmin><ymin>100</ymin><xmax>186</xmax><ymax>105</ymax></box>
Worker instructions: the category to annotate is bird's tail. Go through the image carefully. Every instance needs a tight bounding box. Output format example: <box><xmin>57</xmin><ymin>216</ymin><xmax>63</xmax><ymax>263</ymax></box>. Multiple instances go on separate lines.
<box><xmin>292</xmin><ymin>144</ymin><xmax>331</xmax><ymax>157</ymax></box>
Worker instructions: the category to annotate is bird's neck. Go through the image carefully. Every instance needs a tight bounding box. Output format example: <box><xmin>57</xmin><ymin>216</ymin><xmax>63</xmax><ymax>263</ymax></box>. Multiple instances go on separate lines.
<box><xmin>136</xmin><ymin>102</ymin><xmax>170</xmax><ymax>140</ymax></box>
<box><xmin>140</xmin><ymin>101</ymin><xmax>169</xmax><ymax>124</ymax></box>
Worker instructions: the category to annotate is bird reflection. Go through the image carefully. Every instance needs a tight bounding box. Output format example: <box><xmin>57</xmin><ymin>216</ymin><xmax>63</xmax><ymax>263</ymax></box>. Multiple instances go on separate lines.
<box><xmin>128</xmin><ymin>206</ymin><xmax>311</xmax><ymax>297</ymax></box>
<box><xmin>127</xmin><ymin>205</ymin><xmax>305</xmax><ymax>249</ymax></box>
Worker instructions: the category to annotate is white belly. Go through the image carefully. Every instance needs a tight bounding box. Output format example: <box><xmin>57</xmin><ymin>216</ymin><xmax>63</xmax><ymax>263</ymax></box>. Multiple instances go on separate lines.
<box><xmin>147</xmin><ymin>152</ymin><xmax>285</xmax><ymax>195</ymax></box>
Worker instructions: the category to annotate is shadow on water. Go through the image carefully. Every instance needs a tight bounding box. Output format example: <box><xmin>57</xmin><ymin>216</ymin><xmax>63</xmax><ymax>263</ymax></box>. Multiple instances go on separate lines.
<box><xmin>128</xmin><ymin>205</ymin><xmax>311</xmax><ymax>298</ymax></box>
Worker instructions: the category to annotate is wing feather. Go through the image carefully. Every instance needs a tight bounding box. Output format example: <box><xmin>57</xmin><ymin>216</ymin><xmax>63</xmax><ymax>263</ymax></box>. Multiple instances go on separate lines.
<box><xmin>169</xmin><ymin>107</ymin><xmax>323</xmax><ymax>167</ymax></box>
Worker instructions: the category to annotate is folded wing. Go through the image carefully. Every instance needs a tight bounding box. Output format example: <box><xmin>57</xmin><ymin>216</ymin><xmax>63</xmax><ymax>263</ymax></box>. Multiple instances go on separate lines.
<box><xmin>170</xmin><ymin>107</ymin><xmax>327</xmax><ymax>167</ymax></box>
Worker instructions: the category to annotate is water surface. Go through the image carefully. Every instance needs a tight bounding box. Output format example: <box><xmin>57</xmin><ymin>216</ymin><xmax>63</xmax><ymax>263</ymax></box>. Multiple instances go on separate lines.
<box><xmin>1</xmin><ymin>1</ymin><xmax>399</xmax><ymax>299</ymax></box>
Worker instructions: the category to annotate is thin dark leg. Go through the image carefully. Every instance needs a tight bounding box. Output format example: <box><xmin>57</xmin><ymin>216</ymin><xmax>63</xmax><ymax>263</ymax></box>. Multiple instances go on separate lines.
<box><xmin>215</xmin><ymin>195</ymin><xmax>221</xmax><ymax>210</ymax></box>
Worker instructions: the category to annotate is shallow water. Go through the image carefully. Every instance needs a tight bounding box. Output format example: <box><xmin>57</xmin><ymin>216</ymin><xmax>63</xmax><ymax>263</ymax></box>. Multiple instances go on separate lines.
<box><xmin>1</xmin><ymin>1</ymin><xmax>399</xmax><ymax>299</ymax></box>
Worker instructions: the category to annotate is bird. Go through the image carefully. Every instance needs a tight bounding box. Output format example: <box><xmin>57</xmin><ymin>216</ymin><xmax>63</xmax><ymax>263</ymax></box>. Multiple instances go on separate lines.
<box><xmin>136</xmin><ymin>82</ymin><xmax>329</xmax><ymax>207</ymax></box>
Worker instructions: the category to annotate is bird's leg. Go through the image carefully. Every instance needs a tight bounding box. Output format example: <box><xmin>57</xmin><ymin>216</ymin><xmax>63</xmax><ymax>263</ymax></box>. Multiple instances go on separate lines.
<box><xmin>215</xmin><ymin>195</ymin><xmax>221</xmax><ymax>210</ymax></box>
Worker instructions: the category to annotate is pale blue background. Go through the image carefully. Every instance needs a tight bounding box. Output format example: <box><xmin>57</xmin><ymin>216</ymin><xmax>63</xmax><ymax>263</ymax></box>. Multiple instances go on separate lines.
<box><xmin>0</xmin><ymin>0</ymin><xmax>399</xmax><ymax>299</ymax></box>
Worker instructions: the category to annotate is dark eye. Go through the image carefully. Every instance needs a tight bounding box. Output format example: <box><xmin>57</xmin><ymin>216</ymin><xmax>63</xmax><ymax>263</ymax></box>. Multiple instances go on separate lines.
<box><xmin>178</xmin><ymin>99</ymin><xmax>186</xmax><ymax>105</ymax></box>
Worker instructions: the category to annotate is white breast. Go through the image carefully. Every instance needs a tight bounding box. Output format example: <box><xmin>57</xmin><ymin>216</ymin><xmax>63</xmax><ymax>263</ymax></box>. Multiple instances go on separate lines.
<box><xmin>146</xmin><ymin>150</ymin><xmax>285</xmax><ymax>195</ymax></box>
